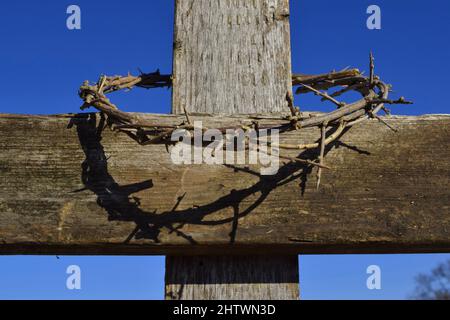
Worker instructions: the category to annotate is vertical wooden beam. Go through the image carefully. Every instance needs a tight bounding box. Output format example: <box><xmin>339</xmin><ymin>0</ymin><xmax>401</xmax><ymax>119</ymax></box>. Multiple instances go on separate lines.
<box><xmin>167</xmin><ymin>0</ymin><xmax>298</xmax><ymax>299</ymax></box>
<box><xmin>172</xmin><ymin>0</ymin><xmax>293</xmax><ymax>114</ymax></box>
<box><xmin>165</xmin><ymin>256</ymin><xmax>299</xmax><ymax>300</ymax></box>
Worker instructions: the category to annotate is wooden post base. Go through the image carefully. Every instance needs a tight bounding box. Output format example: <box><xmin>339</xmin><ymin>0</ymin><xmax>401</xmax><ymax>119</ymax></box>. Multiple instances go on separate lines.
<box><xmin>165</xmin><ymin>255</ymin><xmax>299</xmax><ymax>300</ymax></box>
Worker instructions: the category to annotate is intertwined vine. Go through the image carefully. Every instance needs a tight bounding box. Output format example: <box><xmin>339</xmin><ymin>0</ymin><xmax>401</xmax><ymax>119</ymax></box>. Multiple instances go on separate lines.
<box><xmin>79</xmin><ymin>54</ymin><xmax>411</xmax><ymax>188</ymax></box>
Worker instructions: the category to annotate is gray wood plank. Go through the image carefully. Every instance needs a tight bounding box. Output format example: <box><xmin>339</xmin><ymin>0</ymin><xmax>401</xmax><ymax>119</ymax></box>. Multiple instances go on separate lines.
<box><xmin>0</xmin><ymin>113</ymin><xmax>449</xmax><ymax>255</ymax></box>
<box><xmin>172</xmin><ymin>0</ymin><xmax>292</xmax><ymax>114</ymax></box>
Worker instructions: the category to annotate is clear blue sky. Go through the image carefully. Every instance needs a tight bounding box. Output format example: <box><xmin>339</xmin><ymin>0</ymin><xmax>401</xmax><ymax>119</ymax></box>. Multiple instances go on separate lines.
<box><xmin>0</xmin><ymin>0</ymin><xmax>449</xmax><ymax>300</ymax></box>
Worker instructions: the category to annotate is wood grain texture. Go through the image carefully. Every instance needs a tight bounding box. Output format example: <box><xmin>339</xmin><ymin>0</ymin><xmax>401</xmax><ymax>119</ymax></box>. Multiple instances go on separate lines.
<box><xmin>172</xmin><ymin>0</ymin><xmax>292</xmax><ymax>114</ymax></box>
<box><xmin>165</xmin><ymin>255</ymin><xmax>299</xmax><ymax>300</ymax></box>
<box><xmin>170</xmin><ymin>0</ymin><xmax>296</xmax><ymax>300</ymax></box>
<box><xmin>0</xmin><ymin>113</ymin><xmax>449</xmax><ymax>255</ymax></box>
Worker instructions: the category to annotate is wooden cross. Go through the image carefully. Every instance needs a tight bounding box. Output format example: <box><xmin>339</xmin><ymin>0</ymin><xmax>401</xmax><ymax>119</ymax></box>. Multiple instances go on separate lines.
<box><xmin>1</xmin><ymin>0</ymin><xmax>450</xmax><ymax>299</ymax></box>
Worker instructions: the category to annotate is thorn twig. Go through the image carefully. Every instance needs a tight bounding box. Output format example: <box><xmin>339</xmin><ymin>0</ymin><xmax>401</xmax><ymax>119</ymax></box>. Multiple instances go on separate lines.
<box><xmin>316</xmin><ymin>123</ymin><xmax>327</xmax><ymax>190</ymax></box>
<box><xmin>369</xmin><ymin>52</ymin><xmax>375</xmax><ymax>86</ymax></box>
<box><xmin>182</xmin><ymin>105</ymin><xmax>192</xmax><ymax>125</ymax></box>
<box><xmin>371</xmin><ymin>113</ymin><xmax>398</xmax><ymax>132</ymax></box>
<box><xmin>300</xmin><ymin>83</ymin><xmax>346</xmax><ymax>108</ymax></box>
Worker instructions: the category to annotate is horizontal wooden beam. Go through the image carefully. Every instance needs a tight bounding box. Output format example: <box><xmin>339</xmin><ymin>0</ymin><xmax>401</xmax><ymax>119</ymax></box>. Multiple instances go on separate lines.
<box><xmin>1</xmin><ymin>113</ymin><xmax>449</xmax><ymax>255</ymax></box>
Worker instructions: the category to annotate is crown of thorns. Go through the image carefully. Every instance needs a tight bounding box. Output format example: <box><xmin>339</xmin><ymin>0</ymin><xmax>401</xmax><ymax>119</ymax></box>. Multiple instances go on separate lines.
<box><xmin>78</xmin><ymin>54</ymin><xmax>411</xmax><ymax>189</ymax></box>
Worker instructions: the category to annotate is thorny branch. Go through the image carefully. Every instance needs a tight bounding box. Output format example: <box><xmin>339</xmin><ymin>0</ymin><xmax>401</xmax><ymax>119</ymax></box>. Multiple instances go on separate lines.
<box><xmin>79</xmin><ymin>55</ymin><xmax>412</xmax><ymax>187</ymax></box>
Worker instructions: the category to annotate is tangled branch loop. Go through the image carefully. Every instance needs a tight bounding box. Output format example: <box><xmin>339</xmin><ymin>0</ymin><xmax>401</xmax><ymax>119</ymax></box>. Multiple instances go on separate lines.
<box><xmin>78</xmin><ymin>55</ymin><xmax>412</xmax><ymax>188</ymax></box>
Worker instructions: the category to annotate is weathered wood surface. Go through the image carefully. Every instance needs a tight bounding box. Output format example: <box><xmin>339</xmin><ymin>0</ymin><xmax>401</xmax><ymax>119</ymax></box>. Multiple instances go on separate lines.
<box><xmin>165</xmin><ymin>255</ymin><xmax>299</xmax><ymax>300</ymax></box>
<box><xmin>172</xmin><ymin>0</ymin><xmax>292</xmax><ymax>114</ymax></box>
<box><xmin>0</xmin><ymin>113</ymin><xmax>449</xmax><ymax>255</ymax></box>
<box><xmin>170</xmin><ymin>0</ymin><xmax>296</xmax><ymax>300</ymax></box>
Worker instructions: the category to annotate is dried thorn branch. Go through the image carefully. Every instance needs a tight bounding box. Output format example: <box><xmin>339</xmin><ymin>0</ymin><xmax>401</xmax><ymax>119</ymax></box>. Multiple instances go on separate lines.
<box><xmin>329</xmin><ymin>82</ymin><xmax>367</xmax><ymax>99</ymax></box>
<box><xmin>270</xmin><ymin>121</ymin><xmax>346</xmax><ymax>151</ymax></box>
<box><xmin>299</xmin><ymin>83</ymin><xmax>346</xmax><ymax>108</ymax></box>
<box><xmin>382</xmin><ymin>106</ymin><xmax>392</xmax><ymax>116</ymax></box>
<box><xmin>292</xmin><ymin>69</ymin><xmax>361</xmax><ymax>86</ymax></box>
<box><xmin>286</xmin><ymin>91</ymin><xmax>299</xmax><ymax>117</ymax></box>
<box><xmin>182</xmin><ymin>105</ymin><xmax>192</xmax><ymax>125</ymax></box>
<box><xmin>100</xmin><ymin>70</ymin><xmax>171</xmax><ymax>94</ymax></box>
<box><xmin>369</xmin><ymin>52</ymin><xmax>375</xmax><ymax>86</ymax></box>
<box><xmin>371</xmin><ymin>97</ymin><xmax>413</xmax><ymax>105</ymax></box>
<box><xmin>316</xmin><ymin>122</ymin><xmax>327</xmax><ymax>190</ymax></box>
<box><xmin>295</xmin><ymin>77</ymin><xmax>366</xmax><ymax>95</ymax></box>
<box><xmin>370</xmin><ymin>113</ymin><xmax>398</xmax><ymax>132</ymax></box>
